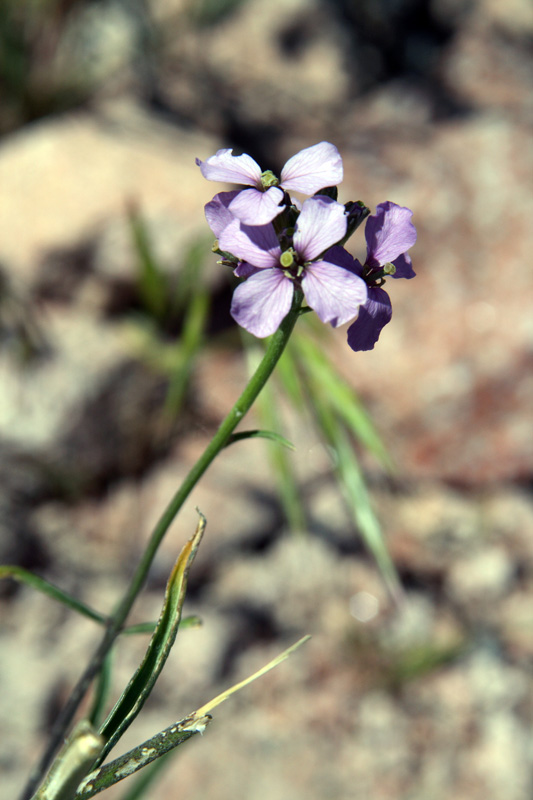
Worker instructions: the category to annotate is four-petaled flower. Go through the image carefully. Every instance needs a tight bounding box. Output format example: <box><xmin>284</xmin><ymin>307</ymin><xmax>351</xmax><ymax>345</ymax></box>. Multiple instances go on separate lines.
<box><xmin>218</xmin><ymin>196</ymin><xmax>367</xmax><ymax>337</ymax></box>
<box><xmin>346</xmin><ymin>202</ymin><xmax>417</xmax><ymax>351</ymax></box>
<box><xmin>198</xmin><ymin>141</ymin><xmax>417</xmax><ymax>352</ymax></box>
<box><xmin>196</xmin><ymin>142</ymin><xmax>343</xmax><ymax>225</ymax></box>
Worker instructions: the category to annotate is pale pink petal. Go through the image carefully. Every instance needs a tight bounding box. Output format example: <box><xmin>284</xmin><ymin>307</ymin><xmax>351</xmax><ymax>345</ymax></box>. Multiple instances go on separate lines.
<box><xmin>293</xmin><ymin>197</ymin><xmax>347</xmax><ymax>261</ymax></box>
<box><xmin>302</xmin><ymin>260</ymin><xmax>367</xmax><ymax>327</ymax></box>
<box><xmin>204</xmin><ymin>191</ymin><xmax>240</xmax><ymax>237</ymax></box>
<box><xmin>231</xmin><ymin>270</ymin><xmax>294</xmax><ymax>337</ymax></box>
<box><xmin>228</xmin><ymin>186</ymin><xmax>285</xmax><ymax>225</ymax></box>
<box><xmin>365</xmin><ymin>202</ymin><xmax>417</xmax><ymax>266</ymax></box>
<box><xmin>219</xmin><ymin>219</ymin><xmax>280</xmax><ymax>269</ymax></box>
<box><xmin>196</xmin><ymin>149</ymin><xmax>262</xmax><ymax>186</ymax></box>
<box><xmin>280</xmin><ymin>142</ymin><xmax>343</xmax><ymax>194</ymax></box>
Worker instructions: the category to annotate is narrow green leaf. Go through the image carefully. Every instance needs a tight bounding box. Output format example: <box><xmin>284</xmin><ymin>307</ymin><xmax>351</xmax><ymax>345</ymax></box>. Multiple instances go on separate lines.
<box><xmin>293</xmin><ymin>335</ymin><xmax>393</xmax><ymax>470</ymax></box>
<box><xmin>164</xmin><ymin>286</ymin><xmax>210</xmax><ymax>415</ymax></box>
<box><xmin>225</xmin><ymin>429</ymin><xmax>295</xmax><ymax>450</ymax></box>
<box><xmin>386</xmin><ymin>640</ymin><xmax>465</xmax><ymax>687</ymax></box>
<box><xmin>308</xmin><ymin>394</ymin><xmax>402</xmax><ymax>603</ymax></box>
<box><xmin>190</xmin><ymin>0</ymin><xmax>247</xmax><ymax>27</ymax></box>
<box><xmin>88</xmin><ymin>652</ymin><xmax>114</xmax><ymax>730</ymax></box>
<box><xmin>194</xmin><ymin>634</ymin><xmax>311</xmax><ymax>717</ymax></box>
<box><xmin>0</xmin><ymin>566</ymin><xmax>106</xmax><ymax>625</ymax></box>
<box><xmin>117</xmin><ymin>751</ymin><xmax>173</xmax><ymax>800</ymax></box>
<box><xmin>128</xmin><ymin>205</ymin><xmax>168</xmax><ymax>322</ymax></box>
<box><xmin>276</xmin><ymin>345</ymin><xmax>307</xmax><ymax>410</ymax></box>
<box><xmin>122</xmin><ymin>615</ymin><xmax>202</xmax><ymax>636</ymax></box>
<box><xmin>74</xmin><ymin>636</ymin><xmax>310</xmax><ymax>799</ymax></box>
<box><xmin>244</xmin><ymin>338</ymin><xmax>306</xmax><ymax>533</ymax></box>
<box><xmin>75</xmin><ymin>717</ymin><xmax>206</xmax><ymax>800</ymax></box>
<box><xmin>171</xmin><ymin>238</ymin><xmax>211</xmax><ymax>316</ymax></box>
<box><xmin>95</xmin><ymin>513</ymin><xmax>206</xmax><ymax>765</ymax></box>
<box><xmin>334</xmin><ymin>430</ymin><xmax>402</xmax><ymax>602</ymax></box>
<box><xmin>0</xmin><ymin>567</ymin><xmax>201</xmax><ymax>639</ymax></box>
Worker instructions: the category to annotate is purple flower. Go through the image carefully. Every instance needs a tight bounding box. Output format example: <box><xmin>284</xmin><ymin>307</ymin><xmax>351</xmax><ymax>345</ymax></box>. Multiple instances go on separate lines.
<box><xmin>219</xmin><ymin>196</ymin><xmax>367</xmax><ymax>337</ymax></box>
<box><xmin>204</xmin><ymin>190</ymin><xmax>240</xmax><ymax>238</ymax></box>
<box><xmin>196</xmin><ymin>142</ymin><xmax>343</xmax><ymax>226</ymax></box>
<box><xmin>347</xmin><ymin>202</ymin><xmax>417</xmax><ymax>352</ymax></box>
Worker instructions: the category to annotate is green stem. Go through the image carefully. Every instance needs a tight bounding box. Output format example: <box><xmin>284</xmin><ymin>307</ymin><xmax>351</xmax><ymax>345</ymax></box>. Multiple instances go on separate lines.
<box><xmin>111</xmin><ymin>290</ymin><xmax>302</xmax><ymax>624</ymax></box>
<box><xmin>22</xmin><ymin>292</ymin><xmax>303</xmax><ymax>800</ymax></box>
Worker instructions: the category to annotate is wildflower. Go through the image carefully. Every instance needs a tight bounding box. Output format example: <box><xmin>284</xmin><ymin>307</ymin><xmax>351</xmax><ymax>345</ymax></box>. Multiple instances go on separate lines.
<box><xmin>346</xmin><ymin>202</ymin><xmax>417</xmax><ymax>351</ymax></box>
<box><xmin>196</xmin><ymin>142</ymin><xmax>343</xmax><ymax>225</ymax></box>
<box><xmin>204</xmin><ymin>190</ymin><xmax>240</xmax><ymax>238</ymax></box>
<box><xmin>218</xmin><ymin>195</ymin><xmax>367</xmax><ymax>337</ymax></box>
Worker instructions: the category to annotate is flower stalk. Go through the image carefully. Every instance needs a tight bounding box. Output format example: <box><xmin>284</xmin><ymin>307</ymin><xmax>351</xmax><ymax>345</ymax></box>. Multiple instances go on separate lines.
<box><xmin>17</xmin><ymin>139</ymin><xmax>417</xmax><ymax>800</ymax></box>
<box><xmin>21</xmin><ymin>292</ymin><xmax>303</xmax><ymax>800</ymax></box>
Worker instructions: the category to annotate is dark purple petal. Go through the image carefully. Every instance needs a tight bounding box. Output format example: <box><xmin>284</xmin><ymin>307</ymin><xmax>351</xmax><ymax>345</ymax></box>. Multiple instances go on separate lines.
<box><xmin>228</xmin><ymin>186</ymin><xmax>285</xmax><ymax>225</ymax></box>
<box><xmin>280</xmin><ymin>142</ymin><xmax>343</xmax><ymax>194</ymax></box>
<box><xmin>323</xmin><ymin>246</ymin><xmax>363</xmax><ymax>276</ymax></box>
<box><xmin>390</xmin><ymin>252</ymin><xmax>416</xmax><ymax>280</ymax></box>
<box><xmin>196</xmin><ymin>149</ymin><xmax>262</xmax><ymax>186</ymax></box>
<box><xmin>346</xmin><ymin>287</ymin><xmax>392</xmax><ymax>351</ymax></box>
<box><xmin>219</xmin><ymin>219</ymin><xmax>280</xmax><ymax>269</ymax></box>
<box><xmin>302</xmin><ymin>260</ymin><xmax>367</xmax><ymax>327</ymax></box>
<box><xmin>204</xmin><ymin>191</ymin><xmax>240</xmax><ymax>238</ymax></box>
<box><xmin>234</xmin><ymin>262</ymin><xmax>262</xmax><ymax>278</ymax></box>
<box><xmin>231</xmin><ymin>269</ymin><xmax>294</xmax><ymax>337</ymax></box>
<box><xmin>365</xmin><ymin>202</ymin><xmax>417</xmax><ymax>267</ymax></box>
<box><xmin>293</xmin><ymin>196</ymin><xmax>347</xmax><ymax>261</ymax></box>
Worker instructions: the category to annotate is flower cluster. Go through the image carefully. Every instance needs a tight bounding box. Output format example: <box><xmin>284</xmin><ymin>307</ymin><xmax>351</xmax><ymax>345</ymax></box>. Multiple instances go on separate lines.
<box><xmin>197</xmin><ymin>142</ymin><xmax>416</xmax><ymax>350</ymax></box>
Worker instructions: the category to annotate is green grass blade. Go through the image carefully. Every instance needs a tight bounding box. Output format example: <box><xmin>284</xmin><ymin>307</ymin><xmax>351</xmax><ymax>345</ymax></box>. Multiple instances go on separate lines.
<box><xmin>293</xmin><ymin>334</ymin><xmax>393</xmax><ymax>470</ymax></box>
<box><xmin>88</xmin><ymin>651</ymin><xmax>114</xmax><ymax>730</ymax></box>
<box><xmin>74</xmin><ymin>717</ymin><xmax>209</xmax><ymax>799</ymax></box>
<box><xmin>96</xmin><ymin>513</ymin><xmax>206</xmax><ymax>764</ymax></box>
<box><xmin>123</xmin><ymin>615</ymin><xmax>202</xmax><ymax>635</ymax></box>
<box><xmin>308</xmin><ymin>395</ymin><xmax>402</xmax><ymax>602</ymax></box>
<box><xmin>386</xmin><ymin>640</ymin><xmax>465</xmax><ymax>688</ymax></box>
<box><xmin>74</xmin><ymin>636</ymin><xmax>310</xmax><ymax>799</ymax></box>
<box><xmin>244</xmin><ymin>337</ymin><xmax>307</xmax><ymax>533</ymax></box>
<box><xmin>276</xmin><ymin>345</ymin><xmax>307</xmax><ymax>410</ymax></box>
<box><xmin>128</xmin><ymin>205</ymin><xmax>168</xmax><ymax>322</ymax></box>
<box><xmin>118</xmin><ymin>751</ymin><xmax>174</xmax><ymax>800</ymax></box>
<box><xmin>194</xmin><ymin>635</ymin><xmax>311</xmax><ymax>716</ymax></box>
<box><xmin>333</xmin><ymin>429</ymin><xmax>402</xmax><ymax>602</ymax></box>
<box><xmin>171</xmin><ymin>237</ymin><xmax>211</xmax><ymax>316</ymax></box>
<box><xmin>164</xmin><ymin>286</ymin><xmax>210</xmax><ymax>415</ymax></box>
<box><xmin>0</xmin><ymin>565</ymin><xmax>106</xmax><ymax>625</ymax></box>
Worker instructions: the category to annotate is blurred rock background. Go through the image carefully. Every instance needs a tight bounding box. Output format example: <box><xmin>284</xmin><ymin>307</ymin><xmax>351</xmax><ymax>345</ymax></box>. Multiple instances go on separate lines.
<box><xmin>1</xmin><ymin>0</ymin><xmax>533</xmax><ymax>798</ymax></box>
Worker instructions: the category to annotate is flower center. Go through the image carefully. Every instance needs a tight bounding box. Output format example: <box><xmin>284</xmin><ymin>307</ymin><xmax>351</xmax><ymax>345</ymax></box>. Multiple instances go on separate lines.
<box><xmin>363</xmin><ymin>262</ymin><xmax>396</xmax><ymax>287</ymax></box>
<box><xmin>278</xmin><ymin>247</ymin><xmax>305</xmax><ymax>281</ymax></box>
<box><xmin>279</xmin><ymin>249</ymin><xmax>295</xmax><ymax>268</ymax></box>
<box><xmin>260</xmin><ymin>170</ymin><xmax>279</xmax><ymax>189</ymax></box>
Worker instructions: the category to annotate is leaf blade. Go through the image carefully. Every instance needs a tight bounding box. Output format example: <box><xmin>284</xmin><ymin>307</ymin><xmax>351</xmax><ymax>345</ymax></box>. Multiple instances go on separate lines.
<box><xmin>73</xmin><ymin>636</ymin><xmax>310</xmax><ymax>799</ymax></box>
<box><xmin>225</xmin><ymin>429</ymin><xmax>295</xmax><ymax>450</ymax></box>
<box><xmin>0</xmin><ymin>566</ymin><xmax>106</xmax><ymax>625</ymax></box>
<box><xmin>293</xmin><ymin>334</ymin><xmax>393</xmax><ymax>470</ymax></box>
<box><xmin>96</xmin><ymin>513</ymin><xmax>206</xmax><ymax>764</ymax></box>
